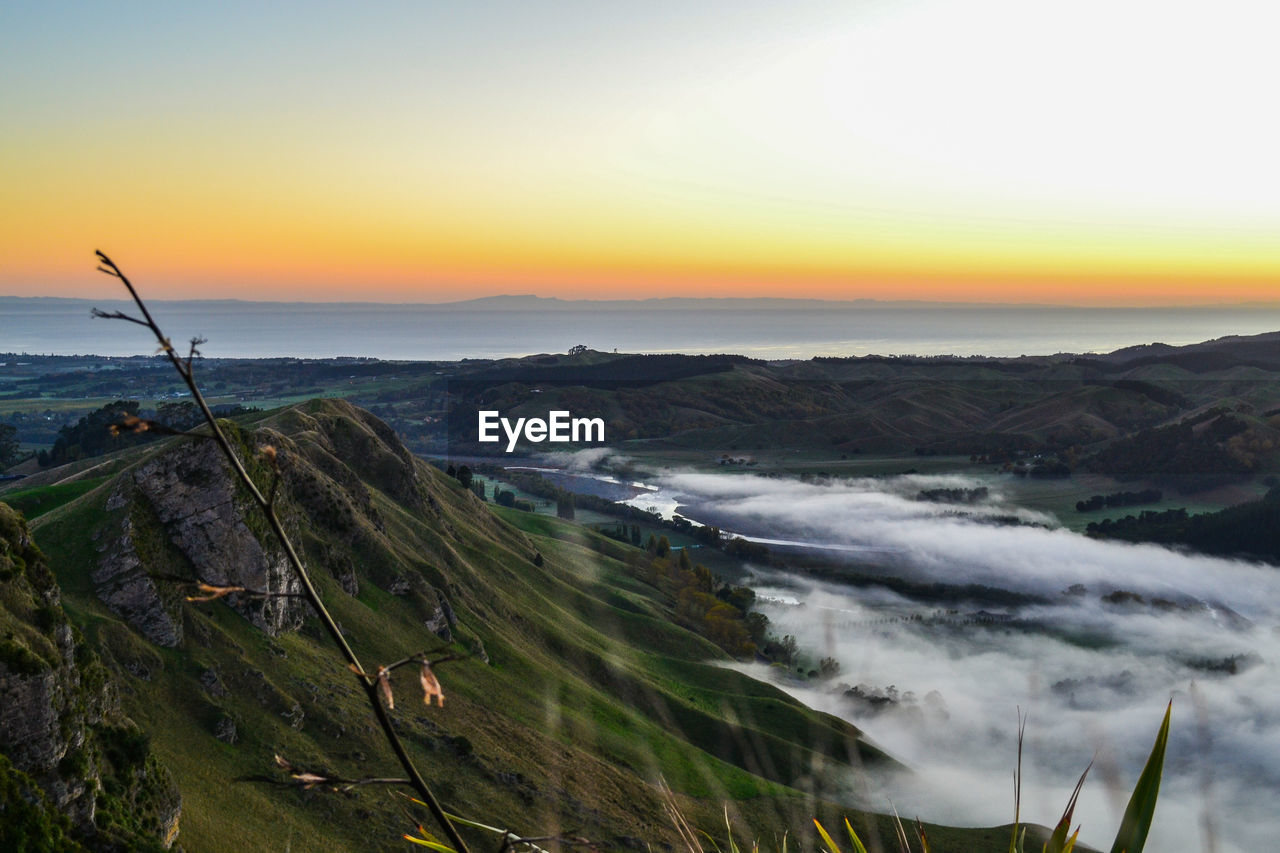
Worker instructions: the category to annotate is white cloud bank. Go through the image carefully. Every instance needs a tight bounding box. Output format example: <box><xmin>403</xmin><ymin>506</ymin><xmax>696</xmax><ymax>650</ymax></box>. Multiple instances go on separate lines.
<box><xmin>653</xmin><ymin>470</ymin><xmax>1280</xmax><ymax>853</ymax></box>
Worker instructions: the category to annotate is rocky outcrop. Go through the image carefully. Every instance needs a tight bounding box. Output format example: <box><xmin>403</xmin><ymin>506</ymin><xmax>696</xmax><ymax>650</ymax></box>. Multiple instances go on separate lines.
<box><xmin>267</xmin><ymin>399</ymin><xmax>426</xmax><ymax>513</ymax></box>
<box><xmin>0</xmin><ymin>502</ymin><xmax>181</xmax><ymax>849</ymax></box>
<box><xmin>95</xmin><ymin>437</ymin><xmax>304</xmax><ymax>645</ymax></box>
<box><xmin>92</xmin><ymin>508</ymin><xmax>182</xmax><ymax>647</ymax></box>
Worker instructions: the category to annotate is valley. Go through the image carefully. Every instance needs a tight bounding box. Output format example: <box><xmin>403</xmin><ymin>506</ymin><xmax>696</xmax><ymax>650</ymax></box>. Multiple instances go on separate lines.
<box><xmin>4</xmin><ymin>332</ymin><xmax>1280</xmax><ymax>851</ymax></box>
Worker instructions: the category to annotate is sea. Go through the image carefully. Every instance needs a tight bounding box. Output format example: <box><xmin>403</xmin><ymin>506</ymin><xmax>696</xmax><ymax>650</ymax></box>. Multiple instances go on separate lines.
<box><xmin>5</xmin><ymin>297</ymin><xmax>1280</xmax><ymax>360</ymax></box>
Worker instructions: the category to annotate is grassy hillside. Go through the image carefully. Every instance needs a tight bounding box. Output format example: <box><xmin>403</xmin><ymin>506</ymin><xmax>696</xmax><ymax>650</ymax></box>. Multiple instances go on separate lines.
<box><xmin>22</xmin><ymin>398</ymin><xmax>1022</xmax><ymax>852</ymax></box>
<box><xmin>9</xmin><ymin>335</ymin><xmax>1280</xmax><ymax>490</ymax></box>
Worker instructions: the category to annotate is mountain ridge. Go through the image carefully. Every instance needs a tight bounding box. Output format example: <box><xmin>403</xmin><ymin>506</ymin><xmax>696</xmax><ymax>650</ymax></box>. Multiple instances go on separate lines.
<box><xmin>7</xmin><ymin>293</ymin><xmax>1280</xmax><ymax>311</ymax></box>
<box><xmin>1</xmin><ymin>397</ymin><xmax>1024</xmax><ymax>852</ymax></box>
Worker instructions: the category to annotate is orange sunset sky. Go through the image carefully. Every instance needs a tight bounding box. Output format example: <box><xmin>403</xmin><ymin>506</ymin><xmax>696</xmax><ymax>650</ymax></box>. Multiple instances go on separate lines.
<box><xmin>3</xmin><ymin>1</ymin><xmax>1279</xmax><ymax>305</ymax></box>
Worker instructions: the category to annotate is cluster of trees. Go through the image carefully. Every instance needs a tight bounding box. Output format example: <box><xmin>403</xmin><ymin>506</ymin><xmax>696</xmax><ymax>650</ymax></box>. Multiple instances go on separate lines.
<box><xmin>1086</xmin><ymin>411</ymin><xmax>1253</xmax><ymax>490</ymax></box>
<box><xmin>722</xmin><ymin>536</ymin><xmax>771</xmax><ymax>562</ymax></box>
<box><xmin>1075</xmin><ymin>488</ymin><xmax>1162</xmax><ymax>512</ymax></box>
<box><xmin>600</xmin><ymin>523</ymin><xmax>644</xmax><ymax>547</ymax></box>
<box><xmin>39</xmin><ymin>401</ymin><xmax>149</xmax><ymax>466</ymax></box>
<box><xmin>916</xmin><ymin>486</ymin><xmax>989</xmax><ymax>504</ymax></box>
<box><xmin>492</xmin><ymin>487</ymin><xmax>535</xmax><ymax>512</ymax></box>
<box><xmin>1087</xmin><ymin>488</ymin><xmax>1280</xmax><ymax>560</ymax></box>
<box><xmin>633</xmin><ymin>536</ymin><xmax>767</xmax><ymax>659</ymax></box>
<box><xmin>0</xmin><ymin>424</ymin><xmax>18</xmax><ymax>471</ymax></box>
<box><xmin>1011</xmin><ymin>457</ymin><xmax>1071</xmax><ymax>478</ymax></box>
<box><xmin>36</xmin><ymin>400</ymin><xmax>257</xmax><ymax>468</ymax></box>
<box><xmin>447</xmin><ymin>465</ymin><xmax>575</xmax><ymax>517</ymax></box>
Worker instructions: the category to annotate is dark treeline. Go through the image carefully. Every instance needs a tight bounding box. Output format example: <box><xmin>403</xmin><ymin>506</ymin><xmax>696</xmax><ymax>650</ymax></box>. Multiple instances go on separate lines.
<box><xmin>917</xmin><ymin>486</ymin><xmax>989</xmax><ymax>504</ymax></box>
<box><xmin>1076</xmin><ymin>488</ymin><xmax>1163</xmax><ymax>512</ymax></box>
<box><xmin>37</xmin><ymin>400</ymin><xmax>257</xmax><ymax>468</ymax></box>
<box><xmin>627</xmin><ymin>534</ymin><xmax>804</xmax><ymax>665</ymax></box>
<box><xmin>1086</xmin><ymin>410</ymin><xmax>1254</xmax><ymax>491</ymax></box>
<box><xmin>1087</xmin><ymin>487</ymin><xmax>1280</xmax><ymax>561</ymax></box>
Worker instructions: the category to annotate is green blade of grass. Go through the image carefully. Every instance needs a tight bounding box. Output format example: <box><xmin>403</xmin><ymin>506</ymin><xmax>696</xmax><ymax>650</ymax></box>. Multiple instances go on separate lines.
<box><xmin>404</xmin><ymin>834</ymin><xmax>455</xmax><ymax>852</ymax></box>
<box><xmin>1010</xmin><ymin>710</ymin><xmax>1026</xmax><ymax>853</ymax></box>
<box><xmin>813</xmin><ymin>819</ymin><xmax>843</xmax><ymax>853</ymax></box>
<box><xmin>724</xmin><ymin>805</ymin><xmax>741</xmax><ymax>853</ymax></box>
<box><xmin>1044</xmin><ymin>761</ymin><xmax>1091</xmax><ymax>853</ymax></box>
<box><xmin>1108</xmin><ymin>702</ymin><xmax>1171</xmax><ymax>853</ymax></box>
<box><xmin>842</xmin><ymin>818</ymin><xmax>870</xmax><ymax>853</ymax></box>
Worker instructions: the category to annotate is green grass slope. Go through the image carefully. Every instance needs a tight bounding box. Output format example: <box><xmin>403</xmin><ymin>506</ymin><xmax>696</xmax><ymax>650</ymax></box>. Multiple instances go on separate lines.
<box><xmin>29</xmin><ymin>398</ymin><xmax>1018</xmax><ymax>852</ymax></box>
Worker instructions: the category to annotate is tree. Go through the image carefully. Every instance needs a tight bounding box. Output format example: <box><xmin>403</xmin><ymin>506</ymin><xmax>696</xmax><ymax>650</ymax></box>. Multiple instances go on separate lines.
<box><xmin>471</xmin><ymin>480</ymin><xmax>486</xmax><ymax>501</ymax></box>
<box><xmin>556</xmin><ymin>490</ymin><xmax>575</xmax><ymax>520</ymax></box>
<box><xmin>456</xmin><ymin>465</ymin><xmax>473</xmax><ymax>489</ymax></box>
<box><xmin>765</xmin><ymin>634</ymin><xmax>798</xmax><ymax>665</ymax></box>
<box><xmin>655</xmin><ymin>535</ymin><xmax>671</xmax><ymax>559</ymax></box>
<box><xmin>156</xmin><ymin>401</ymin><xmax>201</xmax><ymax>430</ymax></box>
<box><xmin>43</xmin><ymin>400</ymin><xmax>146</xmax><ymax>467</ymax></box>
<box><xmin>0</xmin><ymin>424</ymin><xmax>18</xmax><ymax>470</ymax></box>
<box><xmin>568</xmin><ymin>344</ymin><xmax>588</xmax><ymax>355</ymax></box>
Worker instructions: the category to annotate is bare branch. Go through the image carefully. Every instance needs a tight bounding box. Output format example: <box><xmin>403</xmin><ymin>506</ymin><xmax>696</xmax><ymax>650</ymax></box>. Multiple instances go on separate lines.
<box><xmin>419</xmin><ymin>660</ymin><xmax>444</xmax><ymax>708</ymax></box>
<box><xmin>91</xmin><ymin>307</ymin><xmax>150</xmax><ymax>327</ymax></box>
<box><xmin>380</xmin><ymin>646</ymin><xmax>460</xmax><ymax>674</ymax></box>
<box><xmin>147</xmin><ymin>572</ymin><xmax>307</xmax><ymax>601</ymax></box>
<box><xmin>97</xmin><ymin>252</ymin><xmax>471</xmax><ymax>853</ymax></box>
<box><xmin>237</xmin><ymin>757</ymin><xmax>412</xmax><ymax>792</ymax></box>
<box><xmin>186</xmin><ymin>336</ymin><xmax>206</xmax><ymax>372</ymax></box>
<box><xmin>375</xmin><ymin>649</ymin><xmax>465</xmax><ymax>707</ymax></box>
<box><xmin>499</xmin><ymin>833</ymin><xmax>594</xmax><ymax>853</ymax></box>
<box><xmin>109</xmin><ymin>415</ymin><xmax>211</xmax><ymax>440</ymax></box>
<box><xmin>267</xmin><ymin>469</ymin><xmax>281</xmax><ymax>508</ymax></box>
<box><xmin>377</xmin><ymin>666</ymin><xmax>395</xmax><ymax>709</ymax></box>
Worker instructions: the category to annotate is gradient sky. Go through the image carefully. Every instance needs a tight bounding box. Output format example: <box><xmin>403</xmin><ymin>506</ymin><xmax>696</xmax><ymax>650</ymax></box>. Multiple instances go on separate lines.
<box><xmin>3</xmin><ymin>0</ymin><xmax>1279</xmax><ymax>304</ymax></box>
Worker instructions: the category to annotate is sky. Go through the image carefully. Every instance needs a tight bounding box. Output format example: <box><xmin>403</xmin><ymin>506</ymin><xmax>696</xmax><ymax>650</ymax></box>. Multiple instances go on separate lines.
<box><xmin>4</xmin><ymin>0</ymin><xmax>1280</xmax><ymax>304</ymax></box>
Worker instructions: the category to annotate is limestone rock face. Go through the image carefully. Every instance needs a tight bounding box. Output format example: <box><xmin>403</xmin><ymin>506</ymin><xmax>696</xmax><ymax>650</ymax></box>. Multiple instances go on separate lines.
<box><xmin>0</xmin><ymin>502</ymin><xmax>182</xmax><ymax>848</ymax></box>
<box><xmin>0</xmin><ymin>631</ymin><xmax>97</xmax><ymax>827</ymax></box>
<box><xmin>92</xmin><ymin>404</ymin><xmax>465</xmax><ymax>651</ymax></box>
<box><xmin>0</xmin><ymin>506</ymin><xmax>96</xmax><ymax>826</ymax></box>
<box><xmin>93</xmin><ymin>510</ymin><xmax>181</xmax><ymax>647</ymax></box>
<box><xmin>96</xmin><ymin>438</ymin><xmax>304</xmax><ymax>644</ymax></box>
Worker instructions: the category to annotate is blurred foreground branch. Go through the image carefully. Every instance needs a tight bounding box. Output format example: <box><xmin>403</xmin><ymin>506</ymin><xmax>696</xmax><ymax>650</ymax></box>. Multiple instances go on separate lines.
<box><xmin>94</xmin><ymin>250</ymin><xmax>470</xmax><ymax>853</ymax></box>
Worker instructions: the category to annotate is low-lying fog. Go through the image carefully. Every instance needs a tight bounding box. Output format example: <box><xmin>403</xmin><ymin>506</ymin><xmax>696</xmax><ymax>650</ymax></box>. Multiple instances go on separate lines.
<box><xmin>643</xmin><ymin>469</ymin><xmax>1278</xmax><ymax>853</ymax></box>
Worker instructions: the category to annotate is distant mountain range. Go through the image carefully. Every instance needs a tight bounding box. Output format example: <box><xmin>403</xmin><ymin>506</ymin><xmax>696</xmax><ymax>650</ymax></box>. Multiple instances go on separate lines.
<box><xmin>7</xmin><ymin>294</ymin><xmax>1280</xmax><ymax>311</ymax></box>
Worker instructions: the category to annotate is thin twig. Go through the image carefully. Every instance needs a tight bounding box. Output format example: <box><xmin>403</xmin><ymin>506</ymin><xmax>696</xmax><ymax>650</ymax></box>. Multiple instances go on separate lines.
<box><xmin>108</xmin><ymin>414</ymin><xmax>213</xmax><ymax>440</ymax></box>
<box><xmin>94</xmin><ymin>251</ymin><xmax>471</xmax><ymax>853</ymax></box>
<box><xmin>147</xmin><ymin>573</ymin><xmax>308</xmax><ymax>601</ymax></box>
<box><xmin>240</xmin><ymin>773</ymin><xmax>414</xmax><ymax>791</ymax></box>
<box><xmin>381</xmin><ymin>648</ymin><xmax>465</xmax><ymax>674</ymax></box>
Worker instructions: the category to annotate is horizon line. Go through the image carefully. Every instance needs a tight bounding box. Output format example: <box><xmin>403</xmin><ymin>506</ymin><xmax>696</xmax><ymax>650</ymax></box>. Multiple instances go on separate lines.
<box><xmin>7</xmin><ymin>293</ymin><xmax>1280</xmax><ymax>311</ymax></box>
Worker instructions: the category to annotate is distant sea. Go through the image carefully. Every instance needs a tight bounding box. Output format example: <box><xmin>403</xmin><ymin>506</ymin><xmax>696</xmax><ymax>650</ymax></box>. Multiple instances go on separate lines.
<box><xmin>5</xmin><ymin>296</ymin><xmax>1280</xmax><ymax>360</ymax></box>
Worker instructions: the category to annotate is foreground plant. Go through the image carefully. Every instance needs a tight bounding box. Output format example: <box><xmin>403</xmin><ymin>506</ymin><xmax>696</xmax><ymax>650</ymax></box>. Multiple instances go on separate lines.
<box><xmin>94</xmin><ymin>251</ymin><xmax>491</xmax><ymax>851</ymax></box>
<box><xmin>815</xmin><ymin>703</ymin><xmax>1170</xmax><ymax>853</ymax></box>
<box><xmin>668</xmin><ymin>703</ymin><xmax>1171</xmax><ymax>853</ymax></box>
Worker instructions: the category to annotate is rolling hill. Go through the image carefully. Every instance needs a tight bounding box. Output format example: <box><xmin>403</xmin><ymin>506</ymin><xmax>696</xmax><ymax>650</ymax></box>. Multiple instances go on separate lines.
<box><xmin>1</xmin><ymin>398</ymin><xmax>1030</xmax><ymax>851</ymax></box>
